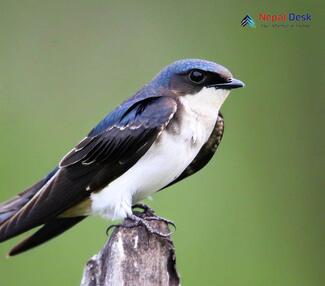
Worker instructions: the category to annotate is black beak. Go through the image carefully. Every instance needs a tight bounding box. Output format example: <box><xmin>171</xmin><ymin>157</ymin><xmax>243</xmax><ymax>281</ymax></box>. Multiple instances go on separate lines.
<box><xmin>210</xmin><ymin>78</ymin><xmax>245</xmax><ymax>90</ymax></box>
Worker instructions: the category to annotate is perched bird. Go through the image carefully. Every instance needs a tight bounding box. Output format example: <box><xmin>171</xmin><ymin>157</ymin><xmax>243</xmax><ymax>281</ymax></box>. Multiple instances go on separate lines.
<box><xmin>0</xmin><ymin>59</ymin><xmax>244</xmax><ymax>256</ymax></box>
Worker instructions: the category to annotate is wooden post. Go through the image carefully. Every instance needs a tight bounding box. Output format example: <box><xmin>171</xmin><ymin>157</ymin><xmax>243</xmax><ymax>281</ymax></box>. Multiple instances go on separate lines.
<box><xmin>80</xmin><ymin>211</ymin><xmax>180</xmax><ymax>286</ymax></box>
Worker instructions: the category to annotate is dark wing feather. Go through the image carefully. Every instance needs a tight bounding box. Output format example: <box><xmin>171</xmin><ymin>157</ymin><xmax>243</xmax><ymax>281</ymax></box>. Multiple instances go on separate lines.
<box><xmin>0</xmin><ymin>168</ymin><xmax>59</xmax><ymax>226</ymax></box>
<box><xmin>8</xmin><ymin>216</ymin><xmax>86</xmax><ymax>256</ymax></box>
<box><xmin>164</xmin><ymin>112</ymin><xmax>224</xmax><ymax>188</ymax></box>
<box><xmin>0</xmin><ymin>96</ymin><xmax>177</xmax><ymax>242</ymax></box>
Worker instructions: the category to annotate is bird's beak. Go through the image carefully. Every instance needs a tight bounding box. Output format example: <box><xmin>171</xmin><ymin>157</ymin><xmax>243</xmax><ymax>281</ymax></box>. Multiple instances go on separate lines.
<box><xmin>210</xmin><ymin>78</ymin><xmax>245</xmax><ymax>90</ymax></box>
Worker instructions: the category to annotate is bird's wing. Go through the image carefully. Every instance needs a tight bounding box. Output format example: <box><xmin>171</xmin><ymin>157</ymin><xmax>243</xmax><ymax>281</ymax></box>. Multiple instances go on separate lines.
<box><xmin>0</xmin><ymin>168</ymin><xmax>59</xmax><ymax>226</ymax></box>
<box><xmin>164</xmin><ymin>112</ymin><xmax>224</xmax><ymax>188</ymax></box>
<box><xmin>0</xmin><ymin>96</ymin><xmax>178</xmax><ymax>242</ymax></box>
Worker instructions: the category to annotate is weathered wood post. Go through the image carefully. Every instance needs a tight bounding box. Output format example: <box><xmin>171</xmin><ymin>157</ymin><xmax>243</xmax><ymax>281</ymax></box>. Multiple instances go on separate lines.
<box><xmin>80</xmin><ymin>210</ymin><xmax>180</xmax><ymax>286</ymax></box>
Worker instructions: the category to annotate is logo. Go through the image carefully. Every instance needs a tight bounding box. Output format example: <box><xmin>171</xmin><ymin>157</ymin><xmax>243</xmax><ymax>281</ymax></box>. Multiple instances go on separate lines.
<box><xmin>241</xmin><ymin>13</ymin><xmax>312</xmax><ymax>29</ymax></box>
<box><xmin>259</xmin><ymin>13</ymin><xmax>312</xmax><ymax>22</ymax></box>
<box><xmin>241</xmin><ymin>15</ymin><xmax>256</xmax><ymax>28</ymax></box>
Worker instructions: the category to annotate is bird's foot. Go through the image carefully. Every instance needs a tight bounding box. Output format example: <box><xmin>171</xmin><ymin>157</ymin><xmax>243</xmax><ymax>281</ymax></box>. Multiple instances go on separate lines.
<box><xmin>131</xmin><ymin>203</ymin><xmax>176</xmax><ymax>231</ymax></box>
<box><xmin>144</xmin><ymin>215</ymin><xmax>176</xmax><ymax>233</ymax></box>
<box><xmin>106</xmin><ymin>206</ymin><xmax>176</xmax><ymax>239</ymax></box>
<box><xmin>125</xmin><ymin>214</ymin><xmax>173</xmax><ymax>238</ymax></box>
<box><xmin>131</xmin><ymin>203</ymin><xmax>155</xmax><ymax>215</ymax></box>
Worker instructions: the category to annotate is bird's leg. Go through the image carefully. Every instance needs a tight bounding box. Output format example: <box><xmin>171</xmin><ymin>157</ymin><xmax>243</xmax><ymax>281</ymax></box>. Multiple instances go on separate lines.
<box><xmin>144</xmin><ymin>215</ymin><xmax>176</xmax><ymax>233</ymax></box>
<box><xmin>131</xmin><ymin>203</ymin><xmax>155</xmax><ymax>215</ymax></box>
<box><xmin>106</xmin><ymin>207</ymin><xmax>176</xmax><ymax>238</ymax></box>
<box><xmin>126</xmin><ymin>214</ymin><xmax>173</xmax><ymax>238</ymax></box>
<box><xmin>106</xmin><ymin>204</ymin><xmax>152</xmax><ymax>235</ymax></box>
<box><xmin>131</xmin><ymin>203</ymin><xmax>176</xmax><ymax>231</ymax></box>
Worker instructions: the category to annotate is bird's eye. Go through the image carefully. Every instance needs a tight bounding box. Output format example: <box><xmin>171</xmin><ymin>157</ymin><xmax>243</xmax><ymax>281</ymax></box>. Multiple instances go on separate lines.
<box><xmin>188</xmin><ymin>70</ymin><xmax>206</xmax><ymax>84</ymax></box>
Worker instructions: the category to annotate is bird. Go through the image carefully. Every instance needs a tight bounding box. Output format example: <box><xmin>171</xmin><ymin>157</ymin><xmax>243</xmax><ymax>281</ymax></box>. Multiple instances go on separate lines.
<box><xmin>0</xmin><ymin>58</ymin><xmax>244</xmax><ymax>256</ymax></box>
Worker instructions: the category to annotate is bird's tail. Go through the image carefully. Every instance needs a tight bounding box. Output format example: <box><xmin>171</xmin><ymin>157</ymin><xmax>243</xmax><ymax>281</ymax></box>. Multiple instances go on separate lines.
<box><xmin>8</xmin><ymin>216</ymin><xmax>86</xmax><ymax>256</ymax></box>
<box><xmin>0</xmin><ymin>193</ymin><xmax>33</xmax><ymax>226</ymax></box>
<box><xmin>0</xmin><ymin>169</ymin><xmax>59</xmax><ymax>227</ymax></box>
<box><xmin>0</xmin><ymin>168</ymin><xmax>87</xmax><ymax>256</ymax></box>
<box><xmin>0</xmin><ymin>184</ymin><xmax>86</xmax><ymax>256</ymax></box>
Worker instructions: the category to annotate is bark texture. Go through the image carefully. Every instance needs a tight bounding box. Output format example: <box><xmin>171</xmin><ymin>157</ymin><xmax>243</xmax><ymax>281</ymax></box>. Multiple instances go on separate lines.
<box><xmin>81</xmin><ymin>211</ymin><xmax>180</xmax><ymax>286</ymax></box>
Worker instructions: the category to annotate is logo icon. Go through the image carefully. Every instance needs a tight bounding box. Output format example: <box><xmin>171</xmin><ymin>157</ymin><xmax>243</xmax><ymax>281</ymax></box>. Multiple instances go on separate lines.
<box><xmin>241</xmin><ymin>15</ymin><xmax>256</xmax><ymax>28</ymax></box>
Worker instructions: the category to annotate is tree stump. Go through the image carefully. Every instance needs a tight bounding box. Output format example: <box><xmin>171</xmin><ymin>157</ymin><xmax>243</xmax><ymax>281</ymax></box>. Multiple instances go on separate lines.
<box><xmin>80</xmin><ymin>211</ymin><xmax>180</xmax><ymax>286</ymax></box>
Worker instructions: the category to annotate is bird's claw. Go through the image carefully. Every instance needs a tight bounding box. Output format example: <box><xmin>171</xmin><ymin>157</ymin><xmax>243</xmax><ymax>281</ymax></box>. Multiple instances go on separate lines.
<box><xmin>145</xmin><ymin>215</ymin><xmax>176</xmax><ymax>233</ymax></box>
<box><xmin>126</xmin><ymin>214</ymin><xmax>173</xmax><ymax>238</ymax></box>
<box><xmin>131</xmin><ymin>203</ymin><xmax>155</xmax><ymax>215</ymax></box>
<box><xmin>106</xmin><ymin>206</ymin><xmax>176</xmax><ymax>239</ymax></box>
<box><xmin>131</xmin><ymin>203</ymin><xmax>175</xmax><ymax>232</ymax></box>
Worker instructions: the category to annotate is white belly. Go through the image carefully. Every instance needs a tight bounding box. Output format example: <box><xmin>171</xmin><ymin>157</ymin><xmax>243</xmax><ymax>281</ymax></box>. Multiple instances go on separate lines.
<box><xmin>90</xmin><ymin>88</ymin><xmax>229</xmax><ymax>220</ymax></box>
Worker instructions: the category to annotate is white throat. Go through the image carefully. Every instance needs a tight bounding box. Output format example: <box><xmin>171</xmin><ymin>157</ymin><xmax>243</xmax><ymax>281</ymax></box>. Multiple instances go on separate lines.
<box><xmin>179</xmin><ymin>87</ymin><xmax>229</xmax><ymax>121</ymax></box>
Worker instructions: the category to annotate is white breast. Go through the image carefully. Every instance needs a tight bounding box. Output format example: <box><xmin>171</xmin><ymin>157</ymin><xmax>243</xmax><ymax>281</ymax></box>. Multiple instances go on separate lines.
<box><xmin>91</xmin><ymin>88</ymin><xmax>229</xmax><ymax>220</ymax></box>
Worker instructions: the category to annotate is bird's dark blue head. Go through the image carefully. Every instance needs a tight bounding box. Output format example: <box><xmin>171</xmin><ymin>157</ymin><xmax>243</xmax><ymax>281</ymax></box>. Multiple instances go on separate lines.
<box><xmin>149</xmin><ymin>59</ymin><xmax>244</xmax><ymax>95</ymax></box>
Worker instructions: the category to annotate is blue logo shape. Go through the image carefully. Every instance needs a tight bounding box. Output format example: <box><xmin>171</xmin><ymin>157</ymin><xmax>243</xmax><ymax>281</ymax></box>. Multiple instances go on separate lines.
<box><xmin>241</xmin><ymin>15</ymin><xmax>256</xmax><ymax>28</ymax></box>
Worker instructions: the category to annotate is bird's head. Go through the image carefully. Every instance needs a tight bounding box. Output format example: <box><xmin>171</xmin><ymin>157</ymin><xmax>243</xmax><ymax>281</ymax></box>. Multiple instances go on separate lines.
<box><xmin>153</xmin><ymin>58</ymin><xmax>244</xmax><ymax>92</ymax></box>
<box><xmin>149</xmin><ymin>59</ymin><xmax>244</xmax><ymax>109</ymax></box>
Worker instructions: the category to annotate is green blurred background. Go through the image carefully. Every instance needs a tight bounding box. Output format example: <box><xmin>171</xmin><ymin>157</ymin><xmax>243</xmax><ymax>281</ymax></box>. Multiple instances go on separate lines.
<box><xmin>0</xmin><ymin>1</ymin><xmax>323</xmax><ymax>285</ymax></box>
